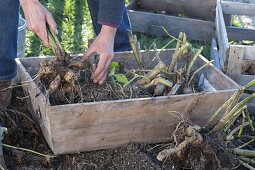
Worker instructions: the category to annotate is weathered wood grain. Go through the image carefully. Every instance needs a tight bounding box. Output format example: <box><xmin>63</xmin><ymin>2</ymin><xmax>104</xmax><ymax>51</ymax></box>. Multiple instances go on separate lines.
<box><xmin>49</xmin><ymin>90</ymin><xmax>235</xmax><ymax>154</ymax></box>
<box><xmin>227</xmin><ymin>26</ymin><xmax>255</xmax><ymax>41</ymax></box>
<box><xmin>221</xmin><ymin>1</ymin><xmax>255</xmax><ymax>16</ymax></box>
<box><xmin>216</xmin><ymin>0</ymin><xmax>230</xmax><ymax>70</ymax></box>
<box><xmin>16</xmin><ymin>58</ymin><xmax>54</xmax><ymax>150</ymax></box>
<box><xmin>128</xmin><ymin>10</ymin><xmax>215</xmax><ymax>43</ymax></box>
<box><xmin>129</xmin><ymin>0</ymin><xmax>216</xmax><ymax>21</ymax></box>
<box><xmin>211</xmin><ymin>38</ymin><xmax>222</xmax><ymax>70</ymax></box>
<box><xmin>226</xmin><ymin>45</ymin><xmax>245</xmax><ymax>81</ymax></box>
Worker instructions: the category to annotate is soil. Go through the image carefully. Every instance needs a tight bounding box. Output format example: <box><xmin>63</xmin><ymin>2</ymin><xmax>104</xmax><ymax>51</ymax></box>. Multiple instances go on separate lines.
<box><xmin>0</xmin><ymin>88</ymin><xmax>240</xmax><ymax>170</ymax></box>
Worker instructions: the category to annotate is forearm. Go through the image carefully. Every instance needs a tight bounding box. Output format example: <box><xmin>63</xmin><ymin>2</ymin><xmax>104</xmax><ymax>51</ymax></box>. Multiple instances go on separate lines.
<box><xmin>100</xmin><ymin>25</ymin><xmax>117</xmax><ymax>41</ymax></box>
<box><xmin>20</xmin><ymin>0</ymin><xmax>37</xmax><ymax>6</ymax></box>
<box><xmin>98</xmin><ymin>0</ymin><xmax>125</xmax><ymax>27</ymax></box>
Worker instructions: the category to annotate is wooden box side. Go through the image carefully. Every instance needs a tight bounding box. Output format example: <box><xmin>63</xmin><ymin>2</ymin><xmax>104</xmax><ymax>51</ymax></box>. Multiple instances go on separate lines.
<box><xmin>16</xmin><ymin>58</ymin><xmax>54</xmax><ymax>150</ymax></box>
<box><xmin>128</xmin><ymin>0</ymin><xmax>217</xmax><ymax>21</ymax></box>
<box><xmin>48</xmin><ymin>90</ymin><xmax>235</xmax><ymax>154</ymax></box>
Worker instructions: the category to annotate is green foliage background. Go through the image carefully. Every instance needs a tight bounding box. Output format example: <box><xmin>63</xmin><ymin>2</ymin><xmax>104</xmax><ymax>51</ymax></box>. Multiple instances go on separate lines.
<box><xmin>23</xmin><ymin>0</ymin><xmax>210</xmax><ymax>59</ymax></box>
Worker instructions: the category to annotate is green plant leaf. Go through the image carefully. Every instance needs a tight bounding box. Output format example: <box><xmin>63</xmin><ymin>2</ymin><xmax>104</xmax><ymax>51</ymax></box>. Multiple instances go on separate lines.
<box><xmin>112</xmin><ymin>74</ymin><xmax>129</xmax><ymax>84</ymax></box>
<box><xmin>109</xmin><ymin>61</ymin><xmax>119</xmax><ymax>76</ymax></box>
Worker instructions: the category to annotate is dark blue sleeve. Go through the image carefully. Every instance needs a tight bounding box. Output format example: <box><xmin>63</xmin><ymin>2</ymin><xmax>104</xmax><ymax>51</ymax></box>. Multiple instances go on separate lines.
<box><xmin>98</xmin><ymin>0</ymin><xmax>125</xmax><ymax>27</ymax></box>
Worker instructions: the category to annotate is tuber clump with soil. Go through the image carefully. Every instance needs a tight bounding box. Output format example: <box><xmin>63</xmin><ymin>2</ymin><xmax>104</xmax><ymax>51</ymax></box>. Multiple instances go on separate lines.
<box><xmin>36</xmin><ymin>27</ymin><xmax>212</xmax><ymax>106</ymax></box>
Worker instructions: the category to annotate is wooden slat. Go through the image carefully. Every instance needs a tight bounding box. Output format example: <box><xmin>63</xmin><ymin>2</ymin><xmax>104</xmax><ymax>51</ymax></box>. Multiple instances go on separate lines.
<box><xmin>243</xmin><ymin>45</ymin><xmax>255</xmax><ymax>60</ymax></box>
<box><xmin>221</xmin><ymin>1</ymin><xmax>255</xmax><ymax>16</ymax></box>
<box><xmin>226</xmin><ymin>45</ymin><xmax>245</xmax><ymax>81</ymax></box>
<box><xmin>223</xmin><ymin>14</ymin><xmax>233</xmax><ymax>26</ymax></box>
<box><xmin>227</xmin><ymin>26</ymin><xmax>255</xmax><ymax>41</ymax></box>
<box><xmin>128</xmin><ymin>10</ymin><xmax>215</xmax><ymax>43</ymax></box>
<box><xmin>210</xmin><ymin>38</ymin><xmax>222</xmax><ymax>70</ymax></box>
<box><xmin>134</xmin><ymin>0</ymin><xmax>216</xmax><ymax>21</ymax></box>
<box><xmin>216</xmin><ymin>0</ymin><xmax>230</xmax><ymax>70</ymax></box>
<box><xmin>16</xmin><ymin>58</ymin><xmax>54</xmax><ymax>150</ymax></box>
<box><xmin>49</xmin><ymin>90</ymin><xmax>235</xmax><ymax>154</ymax></box>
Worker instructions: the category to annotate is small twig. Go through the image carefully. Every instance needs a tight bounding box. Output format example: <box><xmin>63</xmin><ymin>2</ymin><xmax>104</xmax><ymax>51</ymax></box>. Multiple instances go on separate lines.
<box><xmin>186</xmin><ymin>47</ymin><xmax>203</xmax><ymax>83</ymax></box>
<box><xmin>226</xmin><ymin>122</ymin><xmax>249</xmax><ymax>141</ymax></box>
<box><xmin>116</xmin><ymin>83</ymin><xmax>127</xmax><ymax>98</ymax></box>
<box><xmin>123</xmin><ymin>75</ymin><xmax>149</xmax><ymax>89</ymax></box>
<box><xmin>188</xmin><ymin>60</ymin><xmax>214</xmax><ymax>85</ymax></box>
<box><xmin>237</xmin><ymin>139</ymin><xmax>255</xmax><ymax>149</ymax></box>
<box><xmin>157</xmin><ymin>26</ymin><xmax>180</xmax><ymax>41</ymax></box>
<box><xmin>245</xmin><ymin>108</ymin><xmax>255</xmax><ymax>131</ymax></box>
<box><xmin>238</xmin><ymin>111</ymin><xmax>247</xmax><ymax>138</ymax></box>
<box><xmin>2</xmin><ymin>143</ymin><xmax>56</xmax><ymax>159</ymax></box>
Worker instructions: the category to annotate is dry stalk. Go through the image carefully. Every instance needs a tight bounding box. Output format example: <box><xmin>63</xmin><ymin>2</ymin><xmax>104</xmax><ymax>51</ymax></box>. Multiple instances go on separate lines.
<box><xmin>186</xmin><ymin>47</ymin><xmax>203</xmax><ymax>82</ymax></box>
<box><xmin>2</xmin><ymin>143</ymin><xmax>56</xmax><ymax>160</ymax></box>
<box><xmin>239</xmin><ymin>159</ymin><xmax>255</xmax><ymax>170</ymax></box>
<box><xmin>168</xmin><ymin>43</ymin><xmax>189</xmax><ymax>73</ymax></box>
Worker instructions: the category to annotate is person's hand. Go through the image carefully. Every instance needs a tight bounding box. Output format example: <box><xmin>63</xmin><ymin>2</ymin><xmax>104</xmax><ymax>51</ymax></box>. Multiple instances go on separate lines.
<box><xmin>83</xmin><ymin>25</ymin><xmax>117</xmax><ymax>84</ymax></box>
<box><xmin>20</xmin><ymin>0</ymin><xmax>57</xmax><ymax>47</ymax></box>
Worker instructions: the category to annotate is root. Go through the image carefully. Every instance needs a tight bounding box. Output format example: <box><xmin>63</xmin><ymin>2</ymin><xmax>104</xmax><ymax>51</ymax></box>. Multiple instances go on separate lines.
<box><xmin>157</xmin><ymin>125</ymin><xmax>203</xmax><ymax>161</ymax></box>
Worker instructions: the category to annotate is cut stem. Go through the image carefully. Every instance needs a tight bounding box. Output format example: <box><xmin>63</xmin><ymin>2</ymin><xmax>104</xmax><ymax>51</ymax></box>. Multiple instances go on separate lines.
<box><xmin>168</xmin><ymin>43</ymin><xmax>188</xmax><ymax>73</ymax></box>
<box><xmin>186</xmin><ymin>47</ymin><xmax>203</xmax><ymax>82</ymax></box>
<box><xmin>128</xmin><ymin>32</ymin><xmax>143</xmax><ymax>70</ymax></box>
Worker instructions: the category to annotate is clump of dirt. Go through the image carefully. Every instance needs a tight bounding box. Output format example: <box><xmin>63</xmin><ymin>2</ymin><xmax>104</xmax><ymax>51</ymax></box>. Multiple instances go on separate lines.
<box><xmin>0</xmin><ymin>88</ymin><xmax>239</xmax><ymax>169</ymax></box>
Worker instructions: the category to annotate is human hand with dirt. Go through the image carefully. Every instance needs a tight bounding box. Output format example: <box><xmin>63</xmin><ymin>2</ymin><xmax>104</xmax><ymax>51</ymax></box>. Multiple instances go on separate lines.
<box><xmin>83</xmin><ymin>25</ymin><xmax>117</xmax><ymax>85</ymax></box>
<box><xmin>20</xmin><ymin>0</ymin><xmax>58</xmax><ymax>47</ymax></box>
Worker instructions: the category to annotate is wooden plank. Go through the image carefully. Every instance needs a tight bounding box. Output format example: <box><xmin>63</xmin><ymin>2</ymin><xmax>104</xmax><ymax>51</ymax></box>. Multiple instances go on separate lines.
<box><xmin>128</xmin><ymin>10</ymin><xmax>215</xmax><ymax>43</ymax></box>
<box><xmin>227</xmin><ymin>26</ymin><xmax>255</xmax><ymax>41</ymax></box>
<box><xmin>195</xmin><ymin>54</ymin><xmax>239</xmax><ymax>90</ymax></box>
<box><xmin>48</xmin><ymin>90</ymin><xmax>235</xmax><ymax>154</ymax></box>
<box><xmin>237</xmin><ymin>74</ymin><xmax>255</xmax><ymax>91</ymax></box>
<box><xmin>211</xmin><ymin>38</ymin><xmax>222</xmax><ymax>70</ymax></box>
<box><xmin>16</xmin><ymin>58</ymin><xmax>54</xmax><ymax>150</ymax></box>
<box><xmin>243</xmin><ymin>45</ymin><xmax>255</xmax><ymax>60</ymax></box>
<box><xmin>221</xmin><ymin>1</ymin><xmax>255</xmax><ymax>16</ymax></box>
<box><xmin>223</xmin><ymin>14</ymin><xmax>233</xmax><ymax>26</ymax></box>
<box><xmin>134</xmin><ymin>0</ymin><xmax>216</xmax><ymax>21</ymax></box>
<box><xmin>226</xmin><ymin>45</ymin><xmax>245</xmax><ymax>81</ymax></box>
<box><xmin>216</xmin><ymin>0</ymin><xmax>230</xmax><ymax>70</ymax></box>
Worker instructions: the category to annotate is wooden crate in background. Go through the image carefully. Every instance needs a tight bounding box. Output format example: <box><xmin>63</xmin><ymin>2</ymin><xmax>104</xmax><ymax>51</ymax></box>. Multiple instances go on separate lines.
<box><xmin>16</xmin><ymin>49</ymin><xmax>238</xmax><ymax>155</ymax></box>
<box><xmin>216</xmin><ymin>0</ymin><xmax>255</xmax><ymax>110</ymax></box>
<box><xmin>127</xmin><ymin>0</ymin><xmax>217</xmax><ymax>43</ymax></box>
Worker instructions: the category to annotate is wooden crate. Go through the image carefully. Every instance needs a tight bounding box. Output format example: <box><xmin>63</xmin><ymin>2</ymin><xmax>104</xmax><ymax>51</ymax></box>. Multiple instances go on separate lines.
<box><xmin>216</xmin><ymin>0</ymin><xmax>255</xmax><ymax>87</ymax></box>
<box><xmin>127</xmin><ymin>0</ymin><xmax>216</xmax><ymax>43</ymax></box>
<box><xmin>16</xmin><ymin>49</ymin><xmax>238</xmax><ymax>155</ymax></box>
